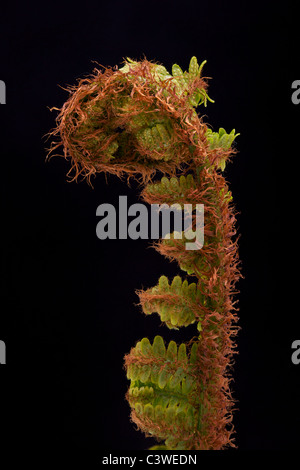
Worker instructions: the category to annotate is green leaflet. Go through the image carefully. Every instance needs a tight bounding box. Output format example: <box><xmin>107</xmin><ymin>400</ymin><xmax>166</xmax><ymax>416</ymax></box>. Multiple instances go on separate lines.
<box><xmin>189</xmin><ymin>342</ymin><xmax>198</xmax><ymax>364</ymax></box>
<box><xmin>169</xmin><ymin>367</ymin><xmax>185</xmax><ymax>388</ymax></box>
<box><xmin>206</xmin><ymin>127</ymin><xmax>240</xmax><ymax>170</ymax></box>
<box><xmin>206</xmin><ymin>127</ymin><xmax>239</xmax><ymax>151</ymax></box>
<box><xmin>158</xmin><ymin>275</ymin><xmax>169</xmax><ymax>291</ymax></box>
<box><xmin>129</xmin><ymin>386</ymin><xmax>154</xmax><ymax>399</ymax></box>
<box><xmin>141</xmin><ymin>337</ymin><xmax>152</xmax><ymax>355</ymax></box>
<box><xmin>178</xmin><ymin>344</ymin><xmax>188</xmax><ymax>363</ymax></box>
<box><xmin>144</xmin><ymin>403</ymin><xmax>154</xmax><ymax>419</ymax></box>
<box><xmin>131</xmin><ymin>394</ymin><xmax>198</xmax><ymax>450</ymax></box>
<box><xmin>153</xmin><ymin>335</ymin><xmax>166</xmax><ymax>358</ymax></box>
<box><xmin>189</xmin><ymin>56</ymin><xmax>199</xmax><ymax>76</ymax></box>
<box><xmin>120</xmin><ymin>56</ymin><xmax>213</xmax><ymax>110</ymax></box>
<box><xmin>171</xmin><ymin>276</ymin><xmax>182</xmax><ymax>294</ymax></box>
<box><xmin>141</xmin><ymin>275</ymin><xmax>204</xmax><ymax>329</ymax></box>
<box><xmin>131</xmin><ymin>337</ymin><xmax>198</xmax><ymax>363</ymax></box>
<box><xmin>170</xmin><ymin>57</ymin><xmax>214</xmax><ymax>107</ymax></box>
<box><xmin>172</xmin><ymin>63</ymin><xmax>184</xmax><ymax>78</ymax></box>
<box><xmin>127</xmin><ymin>337</ymin><xmax>198</xmax><ymax>389</ymax></box>
<box><xmin>158</xmin><ymin>368</ymin><xmax>171</xmax><ymax>389</ymax></box>
<box><xmin>151</xmin><ymin>366</ymin><xmax>160</xmax><ymax>384</ymax></box>
<box><xmin>145</xmin><ymin>174</ymin><xmax>196</xmax><ymax>199</ymax></box>
<box><xmin>140</xmin><ymin>365</ymin><xmax>151</xmax><ymax>382</ymax></box>
<box><xmin>136</xmin><ymin>123</ymin><xmax>173</xmax><ymax>160</ymax></box>
<box><xmin>167</xmin><ymin>341</ymin><xmax>177</xmax><ymax>361</ymax></box>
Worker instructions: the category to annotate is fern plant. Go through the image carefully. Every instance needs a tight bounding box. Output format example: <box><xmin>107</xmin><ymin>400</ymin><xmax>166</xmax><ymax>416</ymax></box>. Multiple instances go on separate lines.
<box><xmin>48</xmin><ymin>56</ymin><xmax>241</xmax><ymax>450</ymax></box>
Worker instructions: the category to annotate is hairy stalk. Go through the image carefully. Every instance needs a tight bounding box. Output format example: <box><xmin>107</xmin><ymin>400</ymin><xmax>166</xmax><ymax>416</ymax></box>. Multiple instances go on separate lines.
<box><xmin>47</xmin><ymin>56</ymin><xmax>241</xmax><ymax>450</ymax></box>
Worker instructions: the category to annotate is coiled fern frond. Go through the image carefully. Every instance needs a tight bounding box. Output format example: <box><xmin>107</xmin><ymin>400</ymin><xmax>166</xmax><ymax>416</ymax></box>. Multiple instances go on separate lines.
<box><xmin>48</xmin><ymin>56</ymin><xmax>241</xmax><ymax>450</ymax></box>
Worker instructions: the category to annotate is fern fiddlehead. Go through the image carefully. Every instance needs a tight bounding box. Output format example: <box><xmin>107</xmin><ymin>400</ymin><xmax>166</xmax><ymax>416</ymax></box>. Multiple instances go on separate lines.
<box><xmin>48</xmin><ymin>56</ymin><xmax>241</xmax><ymax>450</ymax></box>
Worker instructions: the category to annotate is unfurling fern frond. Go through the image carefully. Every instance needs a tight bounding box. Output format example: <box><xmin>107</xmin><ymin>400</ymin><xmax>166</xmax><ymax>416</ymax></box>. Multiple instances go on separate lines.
<box><xmin>48</xmin><ymin>56</ymin><xmax>241</xmax><ymax>450</ymax></box>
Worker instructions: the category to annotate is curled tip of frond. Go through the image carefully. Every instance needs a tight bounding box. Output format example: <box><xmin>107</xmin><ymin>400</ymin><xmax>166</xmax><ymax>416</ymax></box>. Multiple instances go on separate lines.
<box><xmin>46</xmin><ymin>56</ymin><xmax>234</xmax><ymax>184</ymax></box>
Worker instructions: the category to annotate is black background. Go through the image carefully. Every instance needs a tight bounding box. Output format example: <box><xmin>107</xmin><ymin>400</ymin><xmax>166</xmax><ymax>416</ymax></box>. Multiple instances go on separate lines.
<box><xmin>0</xmin><ymin>0</ymin><xmax>299</xmax><ymax>460</ymax></box>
